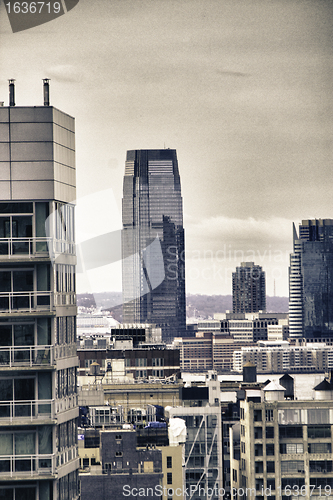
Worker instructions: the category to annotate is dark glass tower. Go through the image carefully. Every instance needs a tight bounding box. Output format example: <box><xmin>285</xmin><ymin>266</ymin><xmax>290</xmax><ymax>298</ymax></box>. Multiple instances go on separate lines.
<box><xmin>289</xmin><ymin>219</ymin><xmax>333</xmax><ymax>339</ymax></box>
<box><xmin>232</xmin><ymin>262</ymin><xmax>266</xmax><ymax>313</ymax></box>
<box><xmin>122</xmin><ymin>149</ymin><xmax>185</xmax><ymax>341</ymax></box>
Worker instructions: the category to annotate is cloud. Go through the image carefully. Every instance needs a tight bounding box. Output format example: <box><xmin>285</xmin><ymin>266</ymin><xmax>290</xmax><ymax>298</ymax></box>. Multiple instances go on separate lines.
<box><xmin>185</xmin><ymin>215</ymin><xmax>292</xmax><ymax>253</ymax></box>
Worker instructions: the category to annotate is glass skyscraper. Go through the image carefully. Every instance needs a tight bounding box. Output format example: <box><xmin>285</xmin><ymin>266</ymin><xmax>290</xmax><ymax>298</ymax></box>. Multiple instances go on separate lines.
<box><xmin>289</xmin><ymin>219</ymin><xmax>333</xmax><ymax>339</ymax></box>
<box><xmin>122</xmin><ymin>149</ymin><xmax>185</xmax><ymax>341</ymax></box>
<box><xmin>0</xmin><ymin>86</ymin><xmax>79</xmax><ymax>499</ymax></box>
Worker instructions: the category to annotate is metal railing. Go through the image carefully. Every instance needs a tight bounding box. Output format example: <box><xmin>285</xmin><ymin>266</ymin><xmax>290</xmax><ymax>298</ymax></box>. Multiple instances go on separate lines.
<box><xmin>0</xmin><ymin>345</ymin><xmax>54</xmax><ymax>367</ymax></box>
<box><xmin>0</xmin><ymin>291</ymin><xmax>53</xmax><ymax>313</ymax></box>
<box><xmin>0</xmin><ymin>237</ymin><xmax>75</xmax><ymax>259</ymax></box>
<box><xmin>0</xmin><ymin>399</ymin><xmax>55</xmax><ymax>421</ymax></box>
<box><xmin>0</xmin><ymin>454</ymin><xmax>56</xmax><ymax>477</ymax></box>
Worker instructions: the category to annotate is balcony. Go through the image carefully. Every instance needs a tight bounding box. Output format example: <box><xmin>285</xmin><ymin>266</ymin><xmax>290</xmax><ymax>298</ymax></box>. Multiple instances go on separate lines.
<box><xmin>0</xmin><ymin>399</ymin><xmax>55</xmax><ymax>422</ymax></box>
<box><xmin>0</xmin><ymin>237</ymin><xmax>75</xmax><ymax>260</ymax></box>
<box><xmin>0</xmin><ymin>345</ymin><xmax>54</xmax><ymax>367</ymax></box>
<box><xmin>0</xmin><ymin>291</ymin><xmax>53</xmax><ymax>314</ymax></box>
<box><xmin>0</xmin><ymin>454</ymin><xmax>56</xmax><ymax>477</ymax></box>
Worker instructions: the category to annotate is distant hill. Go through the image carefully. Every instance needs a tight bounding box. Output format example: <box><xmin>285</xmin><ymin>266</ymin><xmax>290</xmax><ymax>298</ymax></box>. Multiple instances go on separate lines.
<box><xmin>77</xmin><ymin>292</ymin><xmax>288</xmax><ymax>323</ymax></box>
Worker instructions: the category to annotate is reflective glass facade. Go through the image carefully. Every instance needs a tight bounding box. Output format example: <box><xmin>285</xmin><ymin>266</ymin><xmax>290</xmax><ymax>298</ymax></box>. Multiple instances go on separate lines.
<box><xmin>0</xmin><ymin>105</ymin><xmax>79</xmax><ymax>499</ymax></box>
<box><xmin>122</xmin><ymin>149</ymin><xmax>185</xmax><ymax>341</ymax></box>
<box><xmin>289</xmin><ymin>219</ymin><xmax>333</xmax><ymax>339</ymax></box>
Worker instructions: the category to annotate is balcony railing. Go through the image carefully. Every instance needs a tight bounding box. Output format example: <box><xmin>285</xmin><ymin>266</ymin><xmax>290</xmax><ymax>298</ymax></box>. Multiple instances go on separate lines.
<box><xmin>0</xmin><ymin>454</ymin><xmax>56</xmax><ymax>477</ymax></box>
<box><xmin>0</xmin><ymin>291</ymin><xmax>53</xmax><ymax>313</ymax></box>
<box><xmin>0</xmin><ymin>399</ymin><xmax>55</xmax><ymax>421</ymax></box>
<box><xmin>0</xmin><ymin>345</ymin><xmax>54</xmax><ymax>367</ymax></box>
<box><xmin>0</xmin><ymin>237</ymin><xmax>75</xmax><ymax>259</ymax></box>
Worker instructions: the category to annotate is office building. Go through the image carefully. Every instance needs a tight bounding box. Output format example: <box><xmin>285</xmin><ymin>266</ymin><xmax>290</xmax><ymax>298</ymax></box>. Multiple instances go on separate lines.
<box><xmin>0</xmin><ymin>82</ymin><xmax>79</xmax><ymax>499</ymax></box>
<box><xmin>122</xmin><ymin>149</ymin><xmax>186</xmax><ymax>341</ymax></box>
<box><xmin>233</xmin><ymin>341</ymin><xmax>333</xmax><ymax>373</ymax></box>
<box><xmin>232</xmin><ymin>262</ymin><xmax>266</xmax><ymax>313</ymax></box>
<box><xmin>289</xmin><ymin>219</ymin><xmax>333</xmax><ymax>339</ymax></box>
<box><xmin>230</xmin><ymin>380</ymin><xmax>333</xmax><ymax>499</ymax></box>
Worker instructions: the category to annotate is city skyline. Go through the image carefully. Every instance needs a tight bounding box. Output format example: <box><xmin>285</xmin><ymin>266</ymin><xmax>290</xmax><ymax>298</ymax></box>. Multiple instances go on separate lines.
<box><xmin>0</xmin><ymin>0</ymin><xmax>332</xmax><ymax>297</ymax></box>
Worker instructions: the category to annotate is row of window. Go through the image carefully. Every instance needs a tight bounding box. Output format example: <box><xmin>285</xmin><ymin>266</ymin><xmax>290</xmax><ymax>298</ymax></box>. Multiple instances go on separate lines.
<box><xmin>250</xmin><ymin>408</ymin><xmax>332</xmax><ymax>425</ymax></box>
<box><xmin>254</xmin><ymin>442</ymin><xmax>332</xmax><ymax>456</ymax></box>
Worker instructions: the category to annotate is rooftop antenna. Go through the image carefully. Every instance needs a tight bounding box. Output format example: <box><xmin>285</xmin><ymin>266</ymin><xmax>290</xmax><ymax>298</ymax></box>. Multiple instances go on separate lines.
<box><xmin>43</xmin><ymin>78</ymin><xmax>50</xmax><ymax>106</ymax></box>
<box><xmin>9</xmin><ymin>79</ymin><xmax>15</xmax><ymax>106</ymax></box>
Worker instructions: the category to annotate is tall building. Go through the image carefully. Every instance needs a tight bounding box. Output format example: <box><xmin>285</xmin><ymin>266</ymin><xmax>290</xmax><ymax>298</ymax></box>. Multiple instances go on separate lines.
<box><xmin>122</xmin><ymin>149</ymin><xmax>186</xmax><ymax>341</ymax></box>
<box><xmin>289</xmin><ymin>219</ymin><xmax>333</xmax><ymax>339</ymax></box>
<box><xmin>232</xmin><ymin>262</ymin><xmax>266</xmax><ymax>313</ymax></box>
<box><xmin>0</xmin><ymin>82</ymin><xmax>79</xmax><ymax>499</ymax></box>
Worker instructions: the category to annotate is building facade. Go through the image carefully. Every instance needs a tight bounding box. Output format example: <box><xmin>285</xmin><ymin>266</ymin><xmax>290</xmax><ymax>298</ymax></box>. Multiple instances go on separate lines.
<box><xmin>232</xmin><ymin>262</ymin><xmax>266</xmax><ymax>314</ymax></box>
<box><xmin>166</xmin><ymin>372</ymin><xmax>223</xmax><ymax>500</ymax></box>
<box><xmin>231</xmin><ymin>384</ymin><xmax>333</xmax><ymax>500</ymax></box>
<box><xmin>289</xmin><ymin>219</ymin><xmax>333</xmax><ymax>339</ymax></box>
<box><xmin>122</xmin><ymin>149</ymin><xmax>186</xmax><ymax>341</ymax></box>
<box><xmin>0</xmin><ymin>90</ymin><xmax>79</xmax><ymax>499</ymax></box>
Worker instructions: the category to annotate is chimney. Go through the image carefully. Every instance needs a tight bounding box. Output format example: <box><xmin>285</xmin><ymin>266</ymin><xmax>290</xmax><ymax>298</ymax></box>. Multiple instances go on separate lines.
<box><xmin>9</xmin><ymin>79</ymin><xmax>15</xmax><ymax>106</ymax></box>
<box><xmin>43</xmin><ymin>78</ymin><xmax>50</xmax><ymax>106</ymax></box>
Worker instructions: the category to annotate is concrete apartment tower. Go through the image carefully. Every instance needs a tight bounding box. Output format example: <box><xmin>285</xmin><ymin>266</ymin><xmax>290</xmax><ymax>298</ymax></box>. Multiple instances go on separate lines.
<box><xmin>232</xmin><ymin>262</ymin><xmax>266</xmax><ymax>313</ymax></box>
<box><xmin>122</xmin><ymin>149</ymin><xmax>186</xmax><ymax>342</ymax></box>
<box><xmin>289</xmin><ymin>219</ymin><xmax>333</xmax><ymax>339</ymax></box>
<box><xmin>0</xmin><ymin>81</ymin><xmax>79</xmax><ymax>499</ymax></box>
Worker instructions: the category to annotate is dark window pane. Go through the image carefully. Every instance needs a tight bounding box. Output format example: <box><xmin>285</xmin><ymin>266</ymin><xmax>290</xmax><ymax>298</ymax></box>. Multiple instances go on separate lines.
<box><xmin>0</xmin><ymin>203</ymin><xmax>33</xmax><ymax>214</ymax></box>
<box><xmin>13</xmin><ymin>271</ymin><xmax>33</xmax><ymax>292</ymax></box>
<box><xmin>14</xmin><ymin>378</ymin><xmax>34</xmax><ymax>400</ymax></box>
<box><xmin>0</xmin><ymin>272</ymin><xmax>11</xmax><ymax>292</ymax></box>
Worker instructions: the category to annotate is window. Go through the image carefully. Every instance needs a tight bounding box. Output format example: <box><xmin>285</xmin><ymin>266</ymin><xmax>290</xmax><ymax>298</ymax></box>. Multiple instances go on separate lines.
<box><xmin>152</xmin><ymin>358</ymin><xmax>164</xmax><ymax>367</ymax></box>
<box><xmin>267</xmin><ymin>478</ymin><xmax>275</xmax><ymax>490</ymax></box>
<box><xmin>167</xmin><ymin>456</ymin><xmax>172</xmax><ymax>468</ymax></box>
<box><xmin>266</xmin><ymin>444</ymin><xmax>274</xmax><ymax>456</ymax></box>
<box><xmin>254</xmin><ymin>410</ymin><xmax>262</xmax><ymax>422</ymax></box>
<box><xmin>280</xmin><ymin>443</ymin><xmax>303</xmax><ymax>454</ymax></box>
<box><xmin>281</xmin><ymin>461</ymin><xmax>304</xmax><ymax>474</ymax></box>
<box><xmin>115</xmin><ymin>451</ymin><xmax>122</xmax><ymax>457</ymax></box>
<box><xmin>308</xmin><ymin>426</ymin><xmax>331</xmax><ymax>438</ymax></box>
<box><xmin>135</xmin><ymin>358</ymin><xmax>147</xmax><ymax>367</ymax></box>
<box><xmin>266</xmin><ymin>427</ymin><xmax>274</xmax><ymax>439</ymax></box>
<box><xmin>308</xmin><ymin>409</ymin><xmax>330</xmax><ymax>425</ymax></box>
<box><xmin>167</xmin><ymin>472</ymin><xmax>172</xmax><ymax>485</ymax></box>
<box><xmin>265</xmin><ymin>410</ymin><xmax>274</xmax><ymax>422</ymax></box>
<box><xmin>309</xmin><ymin>443</ymin><xmax>331</xmax><ymax>454</ymax></box>
<box><xmin>267</xmin><ymin>461</ymin><xmax>275</xmax><ymax>473</ymax></box>
<box><xmin>255</xmin><ymin>461</ymin><xmax>263</xmax><ymax>473</ymax></box>
<box><xmin>279</xmin><ymin>426</ymin><xmax>302</xmax><ymax>438</ymax></box>
<box><xmin>254</xmin><ymin>427</ymin><xmax>262</xmax><ymax>439</ymax></box>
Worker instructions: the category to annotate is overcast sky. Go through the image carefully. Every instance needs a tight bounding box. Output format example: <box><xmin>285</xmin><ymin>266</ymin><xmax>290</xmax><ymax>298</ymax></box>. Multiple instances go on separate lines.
<box><xmin>1</xmin><ymin>0</ymin><xmax>332</xmax><ymax>297</ymax></box>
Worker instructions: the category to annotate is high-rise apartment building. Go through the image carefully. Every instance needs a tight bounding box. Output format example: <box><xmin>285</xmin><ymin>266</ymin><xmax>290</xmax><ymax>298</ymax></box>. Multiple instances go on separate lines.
<box><xmin>0</xmin><ymin>82</ymin><xmax>79</xmax><ymax>499</ymax></box>
<box><xmin>232</xmin><ymin>262</ymin><xmax>266</xmax><ymax>313</ymax></box>
<box><xmin>289</xmin><ymin>219</ymin><xmax>333</xmax><ymax>339</ymax></box>
<box><xmin>122</xmin><ymin>149</ymin><xmax>186</xmax><ymax>341</ymax></box>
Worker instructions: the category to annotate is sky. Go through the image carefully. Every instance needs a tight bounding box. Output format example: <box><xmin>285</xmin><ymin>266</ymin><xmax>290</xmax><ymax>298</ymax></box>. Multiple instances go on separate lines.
<box><xmin>0</xmin><ymin>0</ymin><xmax>332</xmax><ymax>297</ymax></box>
